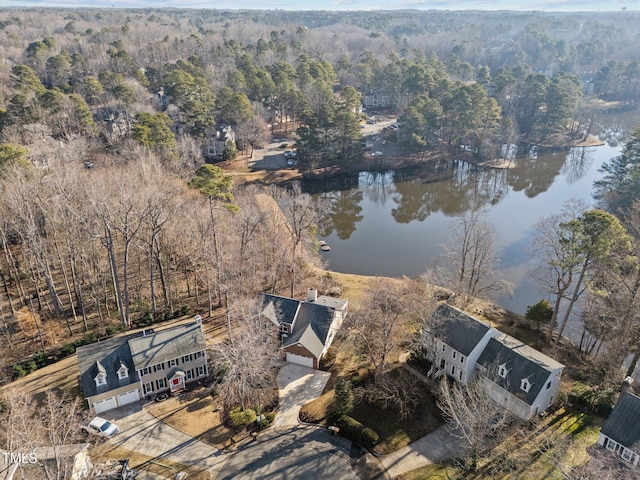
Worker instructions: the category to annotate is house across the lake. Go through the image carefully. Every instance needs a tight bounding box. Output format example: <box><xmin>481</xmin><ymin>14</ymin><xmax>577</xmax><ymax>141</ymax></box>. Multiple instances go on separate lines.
<box><xmin>76</xmin><ymin>320</ymin><xmax>207</xmax><ymax>414</ymax></box>
<box><xmin>422</xmin><ymin>303</ymin><xmax>564</xmax><ymax>421</ymax></box>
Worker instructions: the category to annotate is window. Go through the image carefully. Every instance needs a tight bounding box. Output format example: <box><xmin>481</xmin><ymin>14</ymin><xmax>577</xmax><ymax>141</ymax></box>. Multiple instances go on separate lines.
<box><xmin>606</xmin><ymin>439</ymin><xmax>617</xmax><ymax>451</ymax></box>
<box><xmin>186</xmin><ymin>369</ymin><xmax>194</xmax><ymax>380</ymax></box>
<box><xmin>498</xmin><ymin>364</ymin><xmax>508</xmax><ymax>379</ymax></box>
<box><xmin>441</xmin><ymin>343</ymin><xmax>446</xmax><ymax>352</ymax></box>
<box><xmin>622</xmin><ymin>449</ymin><xmax>632</xmax><ymax>461</ymax></box>
<box><xmin>143</xmin><ymin>382</ymin><xmax>154</xmax><ymax>395</ymax></box>
<box><xmin>117</xmin><ymin>366</ymin><xmax>128</xmax><ymax>380</ymax></box>
<box><xmin>451</xmin><ymin>365</ymin><xmax>456</xmax><ymax>376</ymax></box>
<box><xmin>546</xmin><ymin>381</ymin><xmax>551</xmax><ymax>390</ymax></box>
<box><xmin>142</xmin><ymin>367</ymin><xmax>150</xmax><ymax>376</ymax></box>
<box><xmin>452</xmin><ymin>351</ymin><xmax>457</xmax><ymax>359</ymax></box>
<box><xmin>156</xmin><ymin>378</ymin><xmax>167</xmax><ymax>390</ymax></box>
<box><xmin>195</xmin><ymin>351</ymin><xmax>204</xmax><ymax>359</ymax></box>
<box><xmin>169</xmin><ymin>359</ymin><xmax>177</xmax><ymax>367</ymax></box>
<box><xmin>520</xmin><ymin>378</ymin><xmax>531</xmax><ymax>393</ymax></box>
<box><xmin>95</xmin><ymin>374</ymin><xmax>107</xmax><ymax>386</ymax></box>
<box><xmin>458</xmin><ymin>370</ymin><xmax>463</xmax><ymax>381</ymax></box>
<box><xmin>196</xmin><ymin>365</ymin><xmax>206</xmax><ymax>377</ymax></box>
<box><xmin>460</xmin><ymin>356</ymin><xmax>465</xmax><ymax>364</ymax></box>
<box><xmin>153</xmin><ymin>363</ymin><xmax>165</xmax><ymax>373</ymax></box>
<box><xmin>280</xmin><ymin>324</ymin><xmax>289</xmax><ymax>333</ymax></box>
<box><xmin>182</xmin><ymin>355</ymin><xmax>190</xmax><ymax>364</ymax></box>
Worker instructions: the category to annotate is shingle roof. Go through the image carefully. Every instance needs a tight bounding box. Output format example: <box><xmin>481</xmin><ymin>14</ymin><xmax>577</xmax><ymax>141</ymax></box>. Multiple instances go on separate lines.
<box><xmin>76</xmin><ymin>335</ymin><xmax>139</xmax><ymax>399</ymax></box>
<box><xmin>260</xmin><ymin>294</ymin><xmax>301</xmax><ymax>326</ymax></box>
<box><xmin>261</xmin><ymin>293</ymin><xmax>340</xmax><ymax>359</ymax></box>
<box><xmin>128</xmin><ymin>323</ymin><xmax>206</xmax><ymax>370</ymax></box>
<box><xmin>477</xmin><ymin>333</ymin><xmax>564</xmax><ymax>405</ymax></box>
<box><xmin>432</xmin><ymin>303</ymin><xmax>493</xmax><ymax>356</ymax></box>
<box><xmin>601</xmin><ymin>391</ymin><xmax>640</xmax><ymax>449</ymax></box>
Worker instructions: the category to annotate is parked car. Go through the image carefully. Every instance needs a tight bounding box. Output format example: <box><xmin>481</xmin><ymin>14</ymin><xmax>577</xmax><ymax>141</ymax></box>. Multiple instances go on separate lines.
<box><xmin>287</xmin><ymin>159</ymin><xmax>298</xmax><ymax>167</ymax></box>
<box><xmin>82</xmin><ymin>417</ymin><xmax>119</xmax><ymax>438</ymax></box>
<box><xmin>284</xmin><ymin>150</ymin><xmax>297</xmax><ymax>159</ymax></box>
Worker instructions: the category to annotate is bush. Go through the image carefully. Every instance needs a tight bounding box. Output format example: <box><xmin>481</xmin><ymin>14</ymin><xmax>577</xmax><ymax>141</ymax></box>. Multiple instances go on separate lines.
<box><xmin>33</xmin><ymin>351</ymin><xmax>48</xmax><ymax>368</ymax></box>
<box><xmin>12</xmin><ymin>364</ymin><xmax>27</xmax><ymax>379</ymax></box>
<box><xmin>335</xmin><ymin>415</ymin><xmax>379</xmax><ymax>449</ymax></box>
<box><xmin>105</xmin><ymin>325</ymin><xmax>118</xmax><ymax>336</ymax></box>
<box><xmin>24</xmin><ymin>360</ymin><xmax>37</xmax><ymax>374</ymax></box>
<box><xmin>229</xmin><ymin>406</ymin><xmax>257</xmax><ymax>426</ymax></box>
<box><xmin>334</xmin><ymin>378</ymin><xmax>353</xmax><ymax>416</ymax></box>
<box><xmin>569</xmin><ymin>382</ymin><xmax>594</xmax><ymax>409</ymax></box>
<box><xmin>61</xmin><ymin>343</ymin><xmax>76</xmax><ymax>356</ymax></box>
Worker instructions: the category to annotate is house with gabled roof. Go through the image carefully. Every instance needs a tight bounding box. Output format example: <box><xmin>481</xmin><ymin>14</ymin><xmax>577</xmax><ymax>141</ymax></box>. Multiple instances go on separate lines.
<box><xmin>77</xmin><ymin>320</ymin><xmax>207</xmax><ymax>414</ymax></box>
<box><xmin>476</xmin><ymin>333</ymin><xmax>564</xmax><ymax>420</ymax></box>
<box><xmin>597</xmin><ymin>390</ymin><xmax>640</xmax><ymax>466</ymax></box>
<box><xmin>423</xmin><ymin>303</ymin><xmax>565</xmax><ymax>421</ymax></box>
<box><xmin>424</xmin><ymin>303</ymin><xmax>498</xmax><ymax>385</ymax></box>
<box><xmin>259</xmin><ymin>289</ymin><xmax>348</xmax><ymax>369</ymax></box>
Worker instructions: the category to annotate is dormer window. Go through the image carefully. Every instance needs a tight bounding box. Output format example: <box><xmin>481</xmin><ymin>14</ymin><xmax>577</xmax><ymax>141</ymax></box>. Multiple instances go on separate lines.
<box><xmin>94</xmin><ymin>361</ymin><xmax>107</xmax><ymax>387</ymax></box>
<box><xmin>117</xmin><ymin>363</ymin><xmax>129</xmax><ymax>380</ymax></box>
<box><xmin>280</xmin><ymin>324</ymin><xmax>289</xmax><ymax>334</ymax></box>
<box><xmin>498</xmin><ymin>364</ymin><xmax>509</xmax><ymax>379</ymax></box>
<box><xmin>95</xmin><ymin>373</ymin><xmax>107</xmax><ymax>387</ymax></box>
<box><xmin>521</xmin><ymin>378</ymin><xmax>531</xmax><ymax>393</ymax></box>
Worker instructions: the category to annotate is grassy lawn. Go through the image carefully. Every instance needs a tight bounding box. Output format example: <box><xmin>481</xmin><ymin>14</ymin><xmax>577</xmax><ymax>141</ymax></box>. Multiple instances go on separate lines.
<box><xmin>399</xmin><ymin>407</ymin><xmax>602</xmax><ymax>480</ymax></box>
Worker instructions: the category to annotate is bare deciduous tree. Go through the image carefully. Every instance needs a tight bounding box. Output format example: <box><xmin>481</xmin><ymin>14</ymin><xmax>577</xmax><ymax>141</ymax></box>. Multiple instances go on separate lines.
<box><xmin>439</xmin><ymin>209</ymin><xmax>511</xmax><ymax>308</ymax></box>
<box><xmin>208</xmin><ymin>298</ymin><xmax>280</xmax><ymax>412</ymax></box>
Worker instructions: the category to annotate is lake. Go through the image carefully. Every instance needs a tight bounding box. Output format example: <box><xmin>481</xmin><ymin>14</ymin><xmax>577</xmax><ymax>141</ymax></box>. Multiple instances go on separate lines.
<box><xmin>305</xmin><ymin>143</ymin><xmax>621</xmax><ymax>338</ymax></box>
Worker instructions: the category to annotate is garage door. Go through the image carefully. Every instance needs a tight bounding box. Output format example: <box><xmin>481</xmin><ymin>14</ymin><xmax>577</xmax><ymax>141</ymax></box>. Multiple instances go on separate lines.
<box><xmin>93</xmin><ymin>396</ymin><xmax>117</xmax><ymax>414</ymax></box>
<box><xmin>285</xmin><ymin>352</ymin><xmax>314</xmax><ymax>368</ymax></box>
<box><xmin>117</xmin><ymin>389</ymin><xmax>140</xmax><ymax>406</ymax></box>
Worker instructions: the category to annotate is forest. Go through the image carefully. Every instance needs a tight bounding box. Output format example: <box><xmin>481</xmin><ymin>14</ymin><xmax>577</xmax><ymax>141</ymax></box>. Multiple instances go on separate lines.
<box><xmin>0</xmin><ymin>6</ymin><xmax>639</xmax><ymax>387</ymax></box>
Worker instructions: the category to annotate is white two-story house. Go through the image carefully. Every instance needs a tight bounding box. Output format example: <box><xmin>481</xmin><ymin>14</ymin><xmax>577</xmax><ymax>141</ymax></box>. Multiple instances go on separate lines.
<box><xmin>77</xmin><ymin>320</ymin><xmax>207</xmax><ymax>414</ymax></box>
<box><xmin>423</xmin><ymin>303</ymin><xmax>565</xmax><ymax>421</ymax></box>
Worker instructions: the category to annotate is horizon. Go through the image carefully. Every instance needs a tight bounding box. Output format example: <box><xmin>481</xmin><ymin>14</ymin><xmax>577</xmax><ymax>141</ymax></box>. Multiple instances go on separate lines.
<box><xmin>1</xmin><ymin>1</ymin><xmax>639</xmax><ymax>12</ymax></box>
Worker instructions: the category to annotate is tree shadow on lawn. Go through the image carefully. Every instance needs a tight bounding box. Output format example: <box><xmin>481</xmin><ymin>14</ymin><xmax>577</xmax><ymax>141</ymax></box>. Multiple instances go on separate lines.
<box><xmin>349</xmin><ymin>368</ymin><xmax>445</xmax><ymax>455</ymax></box>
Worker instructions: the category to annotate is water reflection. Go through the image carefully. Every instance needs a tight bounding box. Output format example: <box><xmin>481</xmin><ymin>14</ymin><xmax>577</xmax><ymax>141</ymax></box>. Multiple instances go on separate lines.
<box><xmin>302</xmin><ymin>144</ymin><xmax>619</xmax><ymax>314</ymax></box>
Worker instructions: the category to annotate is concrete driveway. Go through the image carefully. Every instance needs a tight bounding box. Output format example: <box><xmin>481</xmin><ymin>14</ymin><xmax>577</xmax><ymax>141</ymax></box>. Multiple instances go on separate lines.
<box><xmin>379</xmin><ymin>423</ymin><xmax>469</xmax><ymax>478</ymax></box>
<box><xmin>273</xmin><ymin>363</ymin><xmax>331</xmax><ymax>429</ymax></box>
<box><xmin>216</xmin><ymin>425</ymin><xmax>358</xmax><ymax>480</ymax></box>
<box><xmin>104</xmin><ymin>405</ymin><xmax>227</xmax><ymax>478</ymax></box>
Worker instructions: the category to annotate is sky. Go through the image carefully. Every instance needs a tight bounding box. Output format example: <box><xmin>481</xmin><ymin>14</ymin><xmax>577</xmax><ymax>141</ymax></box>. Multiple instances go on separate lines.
<box><xmin>0</xmin><ymin>0</ymin><xmax>638</xmax><ymax>12</ymax></box>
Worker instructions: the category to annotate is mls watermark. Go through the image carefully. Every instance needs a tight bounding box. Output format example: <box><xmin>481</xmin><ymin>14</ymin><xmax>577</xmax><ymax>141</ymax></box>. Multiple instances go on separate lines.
<box><xmin>2</xmin><ymin>452</ymin><xmax>38</xmax><ymax>464</ymax></box>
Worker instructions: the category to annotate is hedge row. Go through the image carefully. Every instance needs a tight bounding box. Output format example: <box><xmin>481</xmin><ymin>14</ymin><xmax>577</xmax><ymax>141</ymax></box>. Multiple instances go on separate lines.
<box><xmin>335</xmin><ymin>415</ymin><xmax>379</xmax><ymax>449</ymax></box>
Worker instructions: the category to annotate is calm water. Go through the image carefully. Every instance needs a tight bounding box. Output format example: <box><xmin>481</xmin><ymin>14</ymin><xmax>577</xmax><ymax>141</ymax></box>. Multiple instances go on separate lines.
<box><xmin>306</xmin><ymin>144</ymin><xmax>621</xmax><ymax>335</ymax></box>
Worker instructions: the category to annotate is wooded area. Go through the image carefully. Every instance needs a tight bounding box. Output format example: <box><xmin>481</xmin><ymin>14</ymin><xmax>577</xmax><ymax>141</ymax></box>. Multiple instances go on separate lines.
<box><xmin>0</xmin><ymin>7</ymin><xmax>639</xmax><ymax>385</ymax></box>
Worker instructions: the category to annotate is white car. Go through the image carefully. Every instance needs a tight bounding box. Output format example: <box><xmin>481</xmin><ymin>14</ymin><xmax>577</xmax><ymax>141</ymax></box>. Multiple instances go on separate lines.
<box><xmin>82</xmin><ymin>417</ymin><xmax>119</xmax><ymax>438</ymax></box>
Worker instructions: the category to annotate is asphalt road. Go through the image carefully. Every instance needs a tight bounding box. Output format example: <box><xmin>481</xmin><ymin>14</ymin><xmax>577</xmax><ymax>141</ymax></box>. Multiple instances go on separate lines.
<box><xmin>216</xmin><ymin>426</ymin><xmax>359</xmax><ymax>480</ymax></box>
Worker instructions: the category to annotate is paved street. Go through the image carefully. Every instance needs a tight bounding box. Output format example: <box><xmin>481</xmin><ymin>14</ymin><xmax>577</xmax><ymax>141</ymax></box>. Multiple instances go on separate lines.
<box><xmin>105</xmin><ymin>405</ymin><xmax>227</xmax><ymax>478</ymax></box>
<box><xmin>216</xmin><ymin>426</ymin><xmax>358</xmax><ymax>480</ymax></box>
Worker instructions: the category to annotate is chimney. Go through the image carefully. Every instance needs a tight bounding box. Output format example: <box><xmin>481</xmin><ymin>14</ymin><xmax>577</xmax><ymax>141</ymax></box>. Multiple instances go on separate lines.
<box><xmin>307</xmin><ymin>288</ymin><xmax>318</xmax><ymax>303</ymax></box>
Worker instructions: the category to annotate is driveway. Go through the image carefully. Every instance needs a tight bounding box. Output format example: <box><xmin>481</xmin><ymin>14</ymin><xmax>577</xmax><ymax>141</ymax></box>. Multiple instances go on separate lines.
<box><xmin>379</xmin><ymin>423</ymin><xmax>468</xmax><ymax>478</ymax></box>
<box><xmin>273</xmin><ymin>363</ymin><xmax>331</xmax><ymax>429</ymax></box>
<box><xmin>216</xmin><ymin>425</ymin><xmax>359</xmax><ymax>480</ymax></box>
<box><xmin>104</xmin><ymin>405</ymin><xmax>227</xmax><ymax>478</ymax></box>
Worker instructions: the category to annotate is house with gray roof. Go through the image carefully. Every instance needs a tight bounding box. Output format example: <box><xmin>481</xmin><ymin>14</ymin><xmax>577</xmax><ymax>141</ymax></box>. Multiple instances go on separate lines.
<box><xmin>476</xmin><ymin>333</ymin><xmax>564</xmax><ymax>420</ymax></box>
<box><xmin>423</xmin><ymin>303</ymin><xmax>564</xmax><ymax>420</ymax></box>
<box><xmin>77</xmin><ymin>320</ymin><xmax>207</xmax><ymax>414</ymax></box>
<box><xmin>259</xmin><ymin>289</ymin><xmax>348</xmax><ymax>369</ymax></box>
<box><xmin>597</xmin><ymin>391</ymin><xmax>640</xmax><ymax>466</ymax></box>
<box><xmin>423</xmin><ymin>303</ymin><xmax>498</xmax><ymax>385</ymax></box>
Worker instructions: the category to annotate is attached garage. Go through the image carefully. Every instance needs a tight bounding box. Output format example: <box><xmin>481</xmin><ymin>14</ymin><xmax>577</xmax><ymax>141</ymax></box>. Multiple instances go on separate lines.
<box><xmin>285</xmin><ymin>352</ymin><xmax>314</xmax><ymax>368</ymax></box>
<box><xmin>92</xmin><ymin>396</ymin><xmax>117</xmax><ymax>414</ymax></box>
<box><xmin>117</xmin><ymin>389</ymin><xmax>140</xmax><ymax>406</ymax></box>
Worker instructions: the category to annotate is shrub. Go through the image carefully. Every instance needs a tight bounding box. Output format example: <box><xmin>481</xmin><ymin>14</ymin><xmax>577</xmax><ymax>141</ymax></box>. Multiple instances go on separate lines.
<box><xmin>569</xmin><ymin>382</ymin><xmax>594</xmax><ymax>409</ymax></box>
<box><xmin>334</xmin><ymin>378</ymin><xmax>353</xmax><ymax>416</ymax></box>
<box><xmin>33</xmin><ymin>351</ymin><xmax>48</xmax><ymax>368</ymax></box>
<box><xmin>335</xmin><ymin>415</ymin><xmax>379</xmax><ymax>449</ymax></box>
<box><xmin>24</xmin><ymin>360</ymin><xmax>37</xmax><ymax>374</ymax></box>
<box><xmin>105</xmin><ymin>325</ymin><xmax>117</xmax><ymax>336</ymax></box>
<box><xmin>12</xmin><ymin>364</ymin><xmax>27</xmax><ymax>379</ymax></box>
<box><xmin>61</xmin><ymin>343</ymin><xmax>76</xmax><ymax>356</ymax></box>
<box><xmin>83</xmin><ymin>332</ymin><xmax>97</xmax><ymax>345</ymax></box>
<box><xmin>229</xmin><ymin>406</ymin><xmax>257</xmax><ymax>426</ymax></box>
